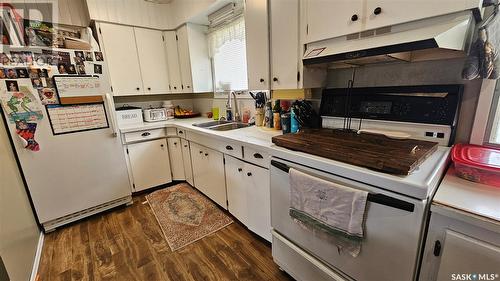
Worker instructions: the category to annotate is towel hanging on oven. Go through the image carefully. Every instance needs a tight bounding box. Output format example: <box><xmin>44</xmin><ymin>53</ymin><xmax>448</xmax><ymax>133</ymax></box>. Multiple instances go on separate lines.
<box><xmin>289</xmin><ymin>168</ymin><xmax>368</xmax><ymax>257</ymax></box>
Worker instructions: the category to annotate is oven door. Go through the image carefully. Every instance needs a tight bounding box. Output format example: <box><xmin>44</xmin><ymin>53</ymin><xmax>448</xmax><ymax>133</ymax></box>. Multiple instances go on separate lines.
<box><xmin>270</xmin><ymin>158</ymin><xmax>426</xmax><ymax>281</ymax></box>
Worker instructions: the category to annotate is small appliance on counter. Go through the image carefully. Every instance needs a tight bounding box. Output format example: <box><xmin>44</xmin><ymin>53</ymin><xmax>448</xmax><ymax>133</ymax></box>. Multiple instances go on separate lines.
<box><xmin>115</xmin><ymin>105</ymin><xmax>143</xmax><ymax>127</ymax></box>
<box><xmin>143</xmin><ymin>107</ymin><xmax>168</xmax><ymax>122</ymax></box>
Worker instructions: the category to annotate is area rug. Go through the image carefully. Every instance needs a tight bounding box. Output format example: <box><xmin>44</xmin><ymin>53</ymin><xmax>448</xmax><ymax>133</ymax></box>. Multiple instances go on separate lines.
<box><xmin>146</xmin><ymin>183</ymin><xmax>233</xmax><ymax>251</ymax></box>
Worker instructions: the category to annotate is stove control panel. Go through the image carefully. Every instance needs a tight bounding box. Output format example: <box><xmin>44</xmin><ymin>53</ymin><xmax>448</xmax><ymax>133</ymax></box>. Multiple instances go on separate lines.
<box><xmin>320</xmin><ymin>85</ymin><xmax>462</xmax><ymax>126</ymax></box>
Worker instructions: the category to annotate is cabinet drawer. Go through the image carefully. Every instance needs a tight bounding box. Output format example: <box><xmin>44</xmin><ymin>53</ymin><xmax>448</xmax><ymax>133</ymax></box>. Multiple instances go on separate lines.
<box><xmin>244</xmin><ymin>145</ymin><xmax>270</xmax><ymax>168</ymax></box>
<box><xmin>124</xmin><ymin>128</ymin><xmax>166</xmax><ymax>143</ymax></box>
<box><xmin>166</xmin><ymin>127</ymin><xmax>177</xmax><ymax>136</ymax></box>
<box><xmin>187</xmin><ymin>131</ymin><xmax>243</xmax><ymax>159</ymax></box>
<box><xmin>177</xmin><ymin>128</ymin><xmax>187</xmax><ymax>138</ymax></box>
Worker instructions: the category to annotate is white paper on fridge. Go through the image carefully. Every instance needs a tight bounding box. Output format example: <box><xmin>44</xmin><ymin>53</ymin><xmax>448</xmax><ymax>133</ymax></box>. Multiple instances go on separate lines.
<box><xmin>53</xmin><ymin>76</ymin><xmax>101</xmax><ymax>98</ymax></box>
<box><xmin>46</xmin><ymin>103</ymin><xmax>109</xmax><ymax>135</ymax></box>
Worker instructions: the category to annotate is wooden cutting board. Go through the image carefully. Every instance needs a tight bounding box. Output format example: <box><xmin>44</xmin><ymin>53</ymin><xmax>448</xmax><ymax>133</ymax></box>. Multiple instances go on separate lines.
<box><xmin>272</xmin><ymin>129</ymin><xmax>439</xmax><ymax>175</ymax></box>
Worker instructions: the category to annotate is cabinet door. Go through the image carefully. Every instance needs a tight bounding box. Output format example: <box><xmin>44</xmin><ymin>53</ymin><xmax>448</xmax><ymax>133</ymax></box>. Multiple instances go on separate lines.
<box><xmin>436</xmin><ymin>230</ymin><xmax>500</xmax><ymax>280</ymax></box>
<box><xmin>176</xmin><ymin>25</ymin><xmax>193</xmax><ymax>93</ymax></box>
<box><xmin>127</xmin><ymin>139</ymin><xmax>172</xmax><ymax>192</ymax></box>
<box><xmin>181</xmin><ymin>139</ymin><xmax>194</xmax><ymax>186</ymax></box>
<box><xmin>304</xmin><ymin>0</ymin><xmax>364</xmax><ymax>43</ymax></box>
<box><xmin>244</xmin><ymin>163</ymin><xmax>271</xmax><ymax>241</ymax></box>
<box><xmin>164</xmin><ymin>31</ymin><xmax>183</xmax><ymax>93</ymax></box>
<box><xmin>225</xmin><ymin>156</ymin><xmax>248</xmax><ymax>225</ymax></box>
<box><xmin>190</xmin><ymin>142</ymin><xmax>227</xmax><ymax>209</ymax></box>
<box><xmin>270</xmin><ymin>0</ymin><xmax>299</xmax><ymax>90</ymax></box>
<box><xmin>167</xmin><ymin>137</ymin><xmax>185</xmax><ymax>180</ymax></box>
<box><xmin>99</xmin><ymin>23</ymin><xmax>143</xmax><ymax>96</ymax></box>
<box><xmin>134</xmin><ymin>27</ymin><xmax>170</xmax><ymax>94</ymax></box>
<box><xmin>245</xmin><ymin>0</ymin><xmax>270</xmax><ymax>91</ymax></box>
<box><xmin>365</xmin><ymin>0</ymin><xmax>478</xmax><ymax>31</ymax></box>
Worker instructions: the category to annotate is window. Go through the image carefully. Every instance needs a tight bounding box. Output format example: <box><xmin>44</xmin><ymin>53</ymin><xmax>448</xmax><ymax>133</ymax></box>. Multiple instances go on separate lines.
<box><xmin>208</xmin><ymin>16</ymin><xmax>248</xmax><ymax>92</ymax></box>
<box><xmin>485</xmin><ymin>82</ymin><xmax>500</xmax><ymax>145</ymax></box>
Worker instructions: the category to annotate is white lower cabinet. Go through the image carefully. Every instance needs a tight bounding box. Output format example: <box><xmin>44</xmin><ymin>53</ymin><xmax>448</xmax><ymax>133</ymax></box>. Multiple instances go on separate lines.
<box><xmin>225</xmin><ymin>155</ymin><xmax>271</xmax><ymax>241</ymax></box>
<box><xmin>181</xmin><ymin>139</ymin><xmax>194</xmax><ymax>186</ymax></box>
<box><xmin>167</xmin><ymin>137</ymin><xmax>185</xmax><ymax>180</ymax></box>
<box><xmin>126</xmin><ymin>138</ymin><xmax>172</xmax><ymax>192</ymax></box>
<box><xmin>190</xmin><ymin>142</ymin><xmax>227</xmax><ymax>209</ymax></box>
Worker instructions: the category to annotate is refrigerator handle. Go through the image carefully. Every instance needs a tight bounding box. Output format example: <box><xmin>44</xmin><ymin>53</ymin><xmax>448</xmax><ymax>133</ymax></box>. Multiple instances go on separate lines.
<box><xmin>104</xmin><ymin>93</ymin><xmax>119</xmax><ymax>137</ymax></box>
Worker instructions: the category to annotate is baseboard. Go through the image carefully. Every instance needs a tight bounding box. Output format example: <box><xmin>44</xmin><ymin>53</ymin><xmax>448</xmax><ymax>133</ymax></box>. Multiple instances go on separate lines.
<box><xmin>30</xmin><ymin>231</ymin><xmax>44</xmax><ymax>281</ymax></box>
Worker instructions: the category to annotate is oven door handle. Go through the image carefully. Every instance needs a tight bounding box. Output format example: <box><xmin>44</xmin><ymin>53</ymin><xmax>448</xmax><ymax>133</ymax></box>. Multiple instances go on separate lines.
<box><xmin>270</xmin><ymin>160</ymin><xmax>415</xmax><ymax>213</ymax></box>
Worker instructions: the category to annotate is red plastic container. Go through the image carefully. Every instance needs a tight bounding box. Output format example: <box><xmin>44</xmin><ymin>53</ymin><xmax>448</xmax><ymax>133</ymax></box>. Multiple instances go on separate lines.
<box><xmin>451</xmin><ymin>144</ymin><xmax>500</xmax><ymax>187</ymax></box>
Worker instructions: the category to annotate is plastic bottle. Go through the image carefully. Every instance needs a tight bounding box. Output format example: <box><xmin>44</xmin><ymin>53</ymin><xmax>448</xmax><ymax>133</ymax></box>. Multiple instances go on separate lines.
<box><xmin>265</xmin><ymin>101</ymin><xmax>273</xmax><ymax>128</ymax></box>
<box><xmin>290</xmin><ymin>107</ymin><xmax>299</xmax><ymax>133</ymax></box>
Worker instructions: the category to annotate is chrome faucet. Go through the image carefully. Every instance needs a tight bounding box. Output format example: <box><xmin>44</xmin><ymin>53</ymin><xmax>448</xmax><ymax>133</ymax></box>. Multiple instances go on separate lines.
<box><xmin>227</xmin><ymin>91</ymin><xmax>241</xmax><ymax>122</ymax></box>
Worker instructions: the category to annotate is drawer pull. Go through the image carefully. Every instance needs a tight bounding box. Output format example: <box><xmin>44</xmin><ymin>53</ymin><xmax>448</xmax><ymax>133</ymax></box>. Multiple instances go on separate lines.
<box><xmin>253</xmin><ymin>153</ymin><xmax>263</xmax><ymax>159</ymax></box>
<box><xmin>141</xmin><ymin>132</ymin><xmax>151</xmax><ymax>137</ymax></box>
<box><xmin>247</xmin><ymin>172</ymin><xmax>252</xmax><ymax>176</ymax></box>
<box><xmin>238</xmin><ymin>168</ymin><xmax>242</xmax><ymax>172</ymax></box>
<box><xmin>226</xmin><ymin>145</ymin><xmax>233</xmax><ymax>150</ymax></box>
<box><xmin>205</xmin><ymin>153</ymin><xmax>209</xmax><ymax>156</ymax></box>
<box><xmin>351</xmin><ymin>14</ymin><xmax>358</xmax><ymax>21</ymax></box>
<box><xmin>199</xmin><ymin>151</ymin><xmax>203</xmax><ymax>154</ymax></box>
<box><xmin>160</xmin><ymin>144</ymin><xmax>164</xmax><ymax>148</ymax></box>
<box><xmin>374</xmin><ymin>7</ymin><xmax>382</xmax><ymax>15</ymax></box>
<box><xmin>178</xmin><ymin>130</ymin><xmax>183</xmax><ymax>134</ymax></box>
<box><xmin>184</xmin><ymin>145</ymin><xmax>188</xmax><ymax>148</ymax></box>
<box><xmin>174</xmin><ymin>142</ymin><xmax>177</xmax><ymax>145</ymax></box>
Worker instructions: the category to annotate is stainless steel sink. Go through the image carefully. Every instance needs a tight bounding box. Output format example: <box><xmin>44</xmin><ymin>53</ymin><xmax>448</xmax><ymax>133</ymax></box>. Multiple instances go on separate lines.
<box><xmin>192</xmin><ymin>120</ymin><xmax>252</xmax><ymax>131</ymax></box>
<box><xmin>209</xmin><ymin>122</ymin><xmax>252</xmax><ymax>131</ymax></box>
<box><xmin>193</xmin><ymin>120</ymin><xmax>233</xmax><ymax>128</ymax></box>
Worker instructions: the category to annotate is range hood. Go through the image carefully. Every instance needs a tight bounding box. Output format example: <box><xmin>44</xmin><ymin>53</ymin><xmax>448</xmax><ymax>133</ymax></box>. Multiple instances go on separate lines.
<box><xmin>303</xmin><ymin>10</ymin><xmax>476</xmax><ymax>68</ymax></box>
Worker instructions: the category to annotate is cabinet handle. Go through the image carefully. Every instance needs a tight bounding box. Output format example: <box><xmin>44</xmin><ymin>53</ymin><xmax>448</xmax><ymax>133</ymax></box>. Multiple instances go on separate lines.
<box><xmin>433</xmin><ymin>240</ymin><xmax>441</xmax><ymax>256</ymax></box>
<box><xmin>178</xmin><ymin>130</ymin><xmax>183</xmax><ymax>134</ymax></box>
<box><xmin>199</xmin><ymin>151</ymin><xmax>203</xmax><ymax>154</ymax></box>
<box><xmin>260</xmin><ymin>78</ymin><xmax>264</xmax><ymax>83</ymax></box>
<box><xmin>184</xmin><ymin>145</ymin><xmax>188</xmax><ymax>148</ymax></box>
<box><xmin>253</xmin><ymin>153</ymin><xmax>263</xmax><ymax>159</ymax></box>
<box><xmin>174</xmin><ymin>142</ymin><xmax>177</xmax><ymax>145</ymax></box>
<box><xmin>226</xmin><ymin>145</ymin><xmax>233</xmax><ymax>150</ymax></box>
<box><xmin>141</xmin><ymin>132</ymin><xmax>151</xmax><ymax>137</ymax></box>
<box><xmin>374</xmin><ymin>7</ymin><xmax>382</xmax><ymax>15</ymax></box>
<box><xmin>247</xmin><ymin>172</ymin><xmax>252</xmax><ymax>176</ymax></box>
<box><xmin>174</xmin><ymin>86</ymin><xmax>177</xmax><ymax>89</ymax></box>
<box><xmin>238</xmin><ymin>168</ymin><xmax>242</xmax><ymax>172</ymax></box>
<box><xmin>160</xmin><ymin>144</ymin><xmax>164</xmax><ymax>148</ymax></box>
<box><xmin>205</xmin><ymin>153</ymin><xmax>209</xmax><ymax>156</ymax></box>
<box><xmin>147</xmin><ymin>87</ymin><xmax>151</xmax><ymax>91</ymax></box>
<box><xmin>187</xmin><ymin>85</ymin><xmax>190</xmax><ymax>88</ymax></box>
<box><xmin>273</xmin><ymin>77</ymin><xmax>278</xmax><ymax>82</ymax></box>
<box><xmin>351</xmin><ymin>14</ymin><xmax>359</xmax><ymax>21</ymax></box>
<box><xmin>136</xmin><ymin>87</ymin><xmax>140</xmax><ymax>91</ymax></box>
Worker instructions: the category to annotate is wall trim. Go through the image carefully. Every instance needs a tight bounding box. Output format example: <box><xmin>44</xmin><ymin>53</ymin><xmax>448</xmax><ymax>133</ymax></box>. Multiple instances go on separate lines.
<box><xmin>470</xmin><ymin>79</ymin><xmax>496</xmax><ymax>145</ymax></box>
<box><xmin>30</xmin><ymin>232</ymin><xmax>44</xmax><ymax>281</ymax></box>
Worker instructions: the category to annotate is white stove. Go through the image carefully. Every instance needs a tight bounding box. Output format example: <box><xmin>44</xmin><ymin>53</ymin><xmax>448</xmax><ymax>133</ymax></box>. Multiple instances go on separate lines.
<box><xmin>269</xmin><ymin>85</ymin><xmax>463</xmax><ymax>281</ymax></box>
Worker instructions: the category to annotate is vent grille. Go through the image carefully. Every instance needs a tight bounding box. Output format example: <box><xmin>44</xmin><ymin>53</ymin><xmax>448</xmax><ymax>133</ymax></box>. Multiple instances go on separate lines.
<box><xmin>347</xmin><ymin>26</ymin><xmax>393</xmax><ymax>41</ymax></box>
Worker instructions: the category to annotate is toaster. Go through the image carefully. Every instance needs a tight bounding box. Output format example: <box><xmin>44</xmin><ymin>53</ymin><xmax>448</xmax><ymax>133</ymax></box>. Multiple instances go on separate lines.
<box><xmin>143</xmin><ymin>108</ymin><xmax>168</xmax><ymax>122</ymax></box>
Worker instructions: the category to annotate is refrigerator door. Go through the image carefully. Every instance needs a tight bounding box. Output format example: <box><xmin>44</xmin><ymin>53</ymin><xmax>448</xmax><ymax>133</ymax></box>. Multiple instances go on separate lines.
<box><xmin>0</xmin><ymin>79</ymin><xmax>131</xmax><ymax>227</ymax></box>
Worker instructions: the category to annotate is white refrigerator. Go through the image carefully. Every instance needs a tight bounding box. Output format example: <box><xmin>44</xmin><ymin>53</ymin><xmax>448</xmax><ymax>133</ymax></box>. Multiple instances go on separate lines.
<box><xmin>0</xmin><ymin>48</ymin><xmax>131</xmax><ymax>232</ymax></box>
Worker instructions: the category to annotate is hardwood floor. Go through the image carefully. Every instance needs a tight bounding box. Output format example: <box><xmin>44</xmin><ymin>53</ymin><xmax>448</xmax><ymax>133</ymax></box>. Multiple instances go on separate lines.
<box><xmin>37</xmin><ymin>193</ymin><xmax>294</xmax><ymax>281</ymax></box>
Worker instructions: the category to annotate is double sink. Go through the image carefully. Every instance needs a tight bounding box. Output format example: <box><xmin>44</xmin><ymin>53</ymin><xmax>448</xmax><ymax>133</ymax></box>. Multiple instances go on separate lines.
<box><xmin>193</xmin><ymin>120</ymin><xmax>252</xmax><ymax>131</ymax></box>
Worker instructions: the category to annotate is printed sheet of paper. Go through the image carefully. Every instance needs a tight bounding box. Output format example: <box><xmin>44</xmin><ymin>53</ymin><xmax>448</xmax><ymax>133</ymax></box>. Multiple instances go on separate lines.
<box><xmin>53</xmin><ymin>76</ymin><xmax>101</xmax><ymax>97</ymax></box>
<box><xmin>46</xmin><ymin>103</ymin><xmax>108</xmax><ymax>135</ymax></box>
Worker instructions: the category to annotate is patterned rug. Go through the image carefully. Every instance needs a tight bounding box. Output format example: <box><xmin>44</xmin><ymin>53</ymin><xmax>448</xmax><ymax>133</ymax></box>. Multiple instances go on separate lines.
<box><xmin>146</xmin><ymin>183</ymin><xmax>233</xmax><ymax>251</ymax></box>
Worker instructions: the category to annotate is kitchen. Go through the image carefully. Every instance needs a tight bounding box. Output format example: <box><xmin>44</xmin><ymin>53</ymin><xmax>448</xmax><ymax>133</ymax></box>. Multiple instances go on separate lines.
<box><xmin>0</xmin><ymin>0</ymin><xmax>499</xmax><ymax>281</ymax></box>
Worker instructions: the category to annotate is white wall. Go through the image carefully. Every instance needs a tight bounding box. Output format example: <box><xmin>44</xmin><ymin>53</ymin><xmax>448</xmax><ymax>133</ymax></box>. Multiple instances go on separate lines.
<box><xmin>0</xmin><ymin>116</ymin><xmax>40</xmax><ymax>281</ymax></box>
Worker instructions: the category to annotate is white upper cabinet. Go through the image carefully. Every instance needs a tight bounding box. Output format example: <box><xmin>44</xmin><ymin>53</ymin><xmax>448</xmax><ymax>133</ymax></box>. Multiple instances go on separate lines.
<box><xmin>304</xmin><ymin>0</ymin><xmax>364</xmax><ymax>43</ymax></box>
<box><xmin>270</xmin><ymin>0</ymin><xmax>300</xmax><ymax>90</ymax></box>
<box><xmin>245</xmin><ymin>0</ymin><xmax>270</xmax><ymax>91</ymax></box>
<box><xmin>304</xmin><ymin>0</ymin><xmax>483</xmax><ymax>44</ymax></box>
<box><xmin>134</xmin><ymin>27</ymin><xmax>170</xmax><ymax>95</ymax></box>
<box><xmin>164</xmin><ymin>31</ymin><xmax>183</xmax><ymax>93</ymax></box>
<box><xmin>98</xmin><ymin>23</ymin><xmax>144</xmax><ymax>96</ymax></box>
<box><xmin>364</xmin><ymin>0</ymin><xmax>482</xmax><ymax>31</ymax></box>
<box><xmin>176</xmin><ymin>24</ymin><xmax>213</xmax><ymax>93</ymax></box>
